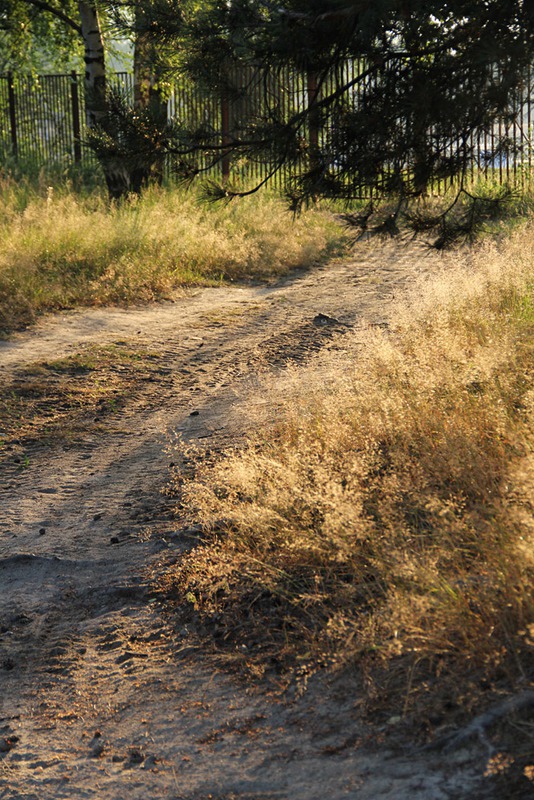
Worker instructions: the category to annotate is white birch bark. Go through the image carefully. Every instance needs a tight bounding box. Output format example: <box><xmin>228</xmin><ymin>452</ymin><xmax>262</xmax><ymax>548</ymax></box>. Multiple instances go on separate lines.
<box><xmin>78</xmin><ymin>1</ymin><xmax>106</xmax><ymax>128</ymax></box>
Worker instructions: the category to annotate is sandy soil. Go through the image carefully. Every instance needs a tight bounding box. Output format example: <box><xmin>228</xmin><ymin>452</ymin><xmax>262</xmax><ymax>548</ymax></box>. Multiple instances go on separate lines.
<box><xmin>0</xmin><ymin>241</ymin><xmax>490</xmax><ymax>799</ymax></box>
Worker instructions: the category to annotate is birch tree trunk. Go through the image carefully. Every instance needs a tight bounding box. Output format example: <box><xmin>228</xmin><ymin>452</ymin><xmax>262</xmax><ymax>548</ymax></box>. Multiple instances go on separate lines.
<box><xmin>78</xmin><ymin>0</ymin><xmax>106</xmax><ymax>128</ymax></box>
<box><xmin>78</xmin><ymin>1</ymin><xmax>130</xmax><ymax>198</ymax></box>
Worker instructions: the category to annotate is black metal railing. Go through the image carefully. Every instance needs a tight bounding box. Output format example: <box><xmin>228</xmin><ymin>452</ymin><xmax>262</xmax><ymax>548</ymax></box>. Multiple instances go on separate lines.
<box><xmin>1</xmin><ymin>66</ymin><xmax>533</xmax><ymax>191</ymax></box>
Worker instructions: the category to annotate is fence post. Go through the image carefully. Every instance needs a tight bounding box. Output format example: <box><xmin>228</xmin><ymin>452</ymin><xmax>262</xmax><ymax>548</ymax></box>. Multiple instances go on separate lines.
<box><xmin>307</xmin><ymin>71</ymin><xmax>320</xmax><ymax>168</ymax></box>
<box><xmin>221</xmin><ymin>93</ymin><xmax>230</xmax><ymax>182</ymax></box>
<box><xmin>70</xmin><ymin>70</ymin><xmax>82</xmax><ymax>164</ymax></box>
<box><xmin>7</xmin><ymin>72</ymin><xmax>18</xmax><ymax>158</ymax></box>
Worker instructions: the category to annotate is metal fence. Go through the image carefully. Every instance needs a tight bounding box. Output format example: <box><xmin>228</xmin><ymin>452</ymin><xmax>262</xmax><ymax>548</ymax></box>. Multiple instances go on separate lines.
<box><xmin>0</xmin><ymin>71</ymin><xmax>133</xmax><ymax>169</ymax></box>
<box><xmin>1</xmin><ymin>66</ymin><xmax>533</xmax><ymax>189</ymax></box>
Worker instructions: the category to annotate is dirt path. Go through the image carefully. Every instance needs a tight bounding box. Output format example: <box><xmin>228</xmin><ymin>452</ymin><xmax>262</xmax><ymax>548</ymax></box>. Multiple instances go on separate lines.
<box><xmin>0</xmin><ymin>242</ymin><xmax>485</xmax><ymax>799</ymax></box>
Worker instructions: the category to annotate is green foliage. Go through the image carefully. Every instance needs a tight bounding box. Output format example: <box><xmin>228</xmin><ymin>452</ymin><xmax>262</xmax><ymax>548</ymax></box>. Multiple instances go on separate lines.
<box><xmin>0</xmin><ymin>0</ymin><xmax>82</xmax><ymax>72</ymax></box>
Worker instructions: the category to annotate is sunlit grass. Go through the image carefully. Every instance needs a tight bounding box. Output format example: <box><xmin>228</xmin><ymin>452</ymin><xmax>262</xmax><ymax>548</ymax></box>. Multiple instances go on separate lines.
<box><xmin>164</xmin><ymin>223</ymin><xmax>534</xmax><ymax>716</ymax></box>
<box><xmin>0</xmin><ymin>177</ymin><xmax>347</xmax><ymax>333</ymax></box>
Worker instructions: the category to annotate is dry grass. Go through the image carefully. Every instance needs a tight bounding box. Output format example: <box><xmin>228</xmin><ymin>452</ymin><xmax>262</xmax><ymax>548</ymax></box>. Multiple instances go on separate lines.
<box><xmin>0</xmin><ymin>178</ymin><xmax>347</xmax><ymax>333</ymax></box>
<box><xmin>163</xmin><ymin>225</ymin><xmax>534</xmax><ymax>720</ymax></box>
<box><xmin>0</xmin><ymin>343</ymin><xmax>162</xmax><ymax>456</ymax></box>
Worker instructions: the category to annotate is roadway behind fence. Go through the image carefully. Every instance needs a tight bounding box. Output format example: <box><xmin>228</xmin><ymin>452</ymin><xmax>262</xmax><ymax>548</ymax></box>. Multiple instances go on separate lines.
<box><xmin>1</xmin><ymin>67</ymin><xmax>533</xmax><ymax>191</ymax></box>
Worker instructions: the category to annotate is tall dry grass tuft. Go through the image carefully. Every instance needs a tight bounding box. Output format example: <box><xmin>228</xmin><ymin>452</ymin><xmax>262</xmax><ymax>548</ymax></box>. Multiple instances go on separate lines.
<box><xmin>165</xmin><ymin>225</ymin><xmax>534</xmax><ymax>712</ymax></box>
<box><xmin>0</xmin><ymin>178</ymin><xmax>346</xmax><ymax>332</ymax></box>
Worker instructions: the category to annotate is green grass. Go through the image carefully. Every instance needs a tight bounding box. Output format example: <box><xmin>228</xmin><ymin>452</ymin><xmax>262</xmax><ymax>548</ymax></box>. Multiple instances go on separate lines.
<box><xmin>0</xmin><ymin>177</ymin><xmax>348</xmax><ymax>333</ymax></box>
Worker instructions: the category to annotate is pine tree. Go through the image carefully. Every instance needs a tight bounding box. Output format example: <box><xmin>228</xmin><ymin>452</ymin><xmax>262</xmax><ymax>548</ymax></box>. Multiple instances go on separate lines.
<box><xmin>146</xmin><ymin>0</ymin><xmax>534</xmax><ymax>241</ymax></box>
